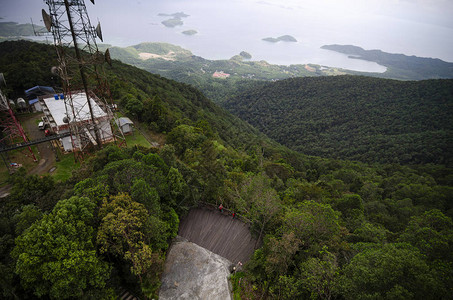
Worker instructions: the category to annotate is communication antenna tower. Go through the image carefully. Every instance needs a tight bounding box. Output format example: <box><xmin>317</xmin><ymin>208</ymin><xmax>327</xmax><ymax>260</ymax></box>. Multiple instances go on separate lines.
<box><xmin>0</xmin><ymin>74</ymin><xmax>37</xmax><ymax>172</ymax></box>
<box><xmin>42</xmin><ymin>0</ymin><xmax>125</xmax><ymax>159</ymax></box>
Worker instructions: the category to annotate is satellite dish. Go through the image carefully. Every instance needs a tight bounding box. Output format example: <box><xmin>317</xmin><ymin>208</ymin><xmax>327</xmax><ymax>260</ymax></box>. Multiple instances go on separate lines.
<box><xmin>63</xmin><ymin>116</ymin><xmax>70</xmax><ymax>124</ymax></box>
<box><xmin>17</xmin><ymin>98</ymin><xmax>26</xmax><ymax>108</ymax></box>
<box><xmin>51</xmin><ymin>66</ymin><xmax>60</xmax><ymax>76</ymax></box>
<box><xmin>42</xmin><ymin>9</ymin><xmax>52</xmax><ymax>32</ymax></box>
<box><xmin>90</xmin><ymin>0</ymin><xmax>95</xmax><ymax>4</ymax></box>
<box><xmin>105</xmin><ymin>48</ymin><xmax>112</xmax><ymax>66</ymax></box>
<box><xmin>95</xmin><ymin>22</ymin><xmax>103</xmax><ymax>42</ymax></box>
<box><xmin>0</xmin><ymin>73</ymin><xmax>6</xmax><ymax>87</ymax></box>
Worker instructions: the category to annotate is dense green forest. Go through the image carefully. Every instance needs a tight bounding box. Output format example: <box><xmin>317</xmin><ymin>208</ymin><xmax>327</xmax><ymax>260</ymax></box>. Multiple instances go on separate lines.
<box><xmin>1</xmin><ymin>40</ymin><xmax>452</xmax><ymax>299</ymax></box>
<box><xmin>224</xmin><ymin>76</ymin><xmax>453</xmax><ymax>166</ymax></box>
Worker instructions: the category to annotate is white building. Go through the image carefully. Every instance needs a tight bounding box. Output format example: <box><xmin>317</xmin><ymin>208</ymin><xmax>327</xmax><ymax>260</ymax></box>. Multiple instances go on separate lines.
<box><xmin>40</xmin><ymin>92</ymin><xmax>113</xmax><ymax>151</ymax></box>
<box><xmin>116</xmin><ymin>117</ymin><xmax>134</xmax><ymax>134</ymax></box>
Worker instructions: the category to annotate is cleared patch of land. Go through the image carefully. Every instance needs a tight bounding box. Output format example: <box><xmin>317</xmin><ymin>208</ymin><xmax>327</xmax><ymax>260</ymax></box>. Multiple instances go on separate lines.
<box><xmin>138</xmin><ymin>51</ymin><xmax>176</xmax><ymax>61</ymax></box>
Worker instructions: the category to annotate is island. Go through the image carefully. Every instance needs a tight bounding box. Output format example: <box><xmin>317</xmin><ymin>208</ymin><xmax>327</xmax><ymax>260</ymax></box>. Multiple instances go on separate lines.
<box><xmin>262</xmin><ymin>35</ymin><xmax>297</xmax><ymax>43</ymax></box>
<box><xmin>182</xmin><ymin>30</ymin><xmax>197</xmax><ymax>36</ymax></box>
<box><xmin>159</xmin><ymin>12</ymin><xmax>189</xmax><ymax>28</ymax></box>
<box><xmin>162</xmin><ymin>18</ymin><xmax>183</xmax><ymax>28</ymax></box>
<box><xmin>321</xmin><ymin>44</ymin><xmax>453</xmax><ymax>80</ymax></box>
<box><xmin>158</xmin><ymin>12</ymin><xmax>189</xmax><ymax>18</ymax></box>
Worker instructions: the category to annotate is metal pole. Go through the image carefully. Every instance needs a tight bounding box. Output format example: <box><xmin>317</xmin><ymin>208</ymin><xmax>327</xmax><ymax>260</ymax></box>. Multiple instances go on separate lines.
<box><xmin>63</xmin><ymin>0</ymin><xmax>102</xmax><ymax>149</ymax></box>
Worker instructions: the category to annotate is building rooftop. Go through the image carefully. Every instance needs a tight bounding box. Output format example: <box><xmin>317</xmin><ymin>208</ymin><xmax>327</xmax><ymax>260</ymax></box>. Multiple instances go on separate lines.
<box><xmin>25</xmin><ymin>86</ymin><xmax>55</xmax><ymax>100</ymax></box>
<box><xmin>43</xmin><ymin>92</ymin><xmax>107</xmax><ymax>127</ymax></box>
<box><xmin>117</xmin><ymin>117</ymin><xmax>134</xmax><ymax>127</ymax></box>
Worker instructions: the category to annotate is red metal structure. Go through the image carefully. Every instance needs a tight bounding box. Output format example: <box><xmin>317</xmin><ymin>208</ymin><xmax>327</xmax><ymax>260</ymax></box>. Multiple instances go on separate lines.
<box><xmin>0</xmin><ymin>74</ymin><xmax>37</xmax><ymax>172</ymax></box>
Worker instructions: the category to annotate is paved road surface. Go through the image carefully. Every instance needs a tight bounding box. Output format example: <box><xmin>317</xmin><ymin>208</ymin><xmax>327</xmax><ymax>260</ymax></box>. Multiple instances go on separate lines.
<box><xmin>21</xmin><ymin>113</ymin><xmax>57</xmax><ymax>175</ymax></box>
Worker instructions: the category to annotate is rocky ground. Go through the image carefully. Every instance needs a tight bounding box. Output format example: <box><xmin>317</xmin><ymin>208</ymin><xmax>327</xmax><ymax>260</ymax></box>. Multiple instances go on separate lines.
<box><xmin>159</xmin><ymin>236</ymin><xmax>233</xmax><ymax>300</ymax></box>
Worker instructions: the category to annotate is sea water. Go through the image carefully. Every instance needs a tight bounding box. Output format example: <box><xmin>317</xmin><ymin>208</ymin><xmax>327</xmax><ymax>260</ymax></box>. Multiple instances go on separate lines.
<box><xmin>7</xmin><ymin>0</ymin><xmax>453</xmax><ymax>73</ymax></box>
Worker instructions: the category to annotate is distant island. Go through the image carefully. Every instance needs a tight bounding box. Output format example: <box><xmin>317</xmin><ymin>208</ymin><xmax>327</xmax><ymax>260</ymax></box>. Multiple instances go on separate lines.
<box><xmin>162</xmin><ymin>18</ymin><xmax>183</xmax><ymax>28</ymax></box>
<box><xmin>321</xmin><ymin>44</ymin><xmax>453</xmax><ymax>80</ymax></box>
<box><xmin>158</xmin><ymin>12</ymin><xmax>189</xmax><ymax>18</ymax></box>
<box><xmin>182</xmin><ymin>30</ymin><xmax>197</xmax><ymax>36</ymax></box>
<box><xmin>262</xmin><ymin>35</ymin><xmax>297</xmax><ymax>43</ymax></box>
<box><xmin>159</xmin><ymin>12</ymin><xmax>189</xmax><ymax>28</ymax></box>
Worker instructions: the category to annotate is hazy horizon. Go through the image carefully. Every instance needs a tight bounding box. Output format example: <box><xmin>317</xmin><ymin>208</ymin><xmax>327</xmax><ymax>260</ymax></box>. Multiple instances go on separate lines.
<box><xmin>2</xmin><ymin>0</ymin><xmax>453</xmax><ymax>69</ymax></box>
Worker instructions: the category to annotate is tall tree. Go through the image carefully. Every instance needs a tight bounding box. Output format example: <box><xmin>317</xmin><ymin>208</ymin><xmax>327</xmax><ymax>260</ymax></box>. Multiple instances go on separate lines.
<box><xmin>12</xmin><ymin>196</ymin><xmax>111</xmax><ymax>299</ymax></box>
<box><xmin>339</xmin><ymin>243</ymin><xmax>439</xmax><ymax>299</ymax></box>
<box><xmin>283</xmin><ymin>201</ymin><xmax>341</xmax><ymax>251</ymax></box>
<box><xmin>231</xmin><ymin>174</ymin><xmax>281</xmax><ymax>246</ymax></box>
<box><xmin>96</xmin><ymin>194</ymin><xmax>163</xmax><ymax>295</ymax></box>
<box><xmin>399</xmin><ymin>209</ymin><xmax>453</xmax><ymax>261</ymax></box>
<box><xmin>299</xmin><ymin>247</ymin><xmax>339</xmax><ymax>300</ymax></box>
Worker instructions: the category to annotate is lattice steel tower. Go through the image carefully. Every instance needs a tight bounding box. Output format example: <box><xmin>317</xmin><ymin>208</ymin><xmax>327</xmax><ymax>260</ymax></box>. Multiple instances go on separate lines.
<box><xmin>42</xmin><ymin>0</ymin><xmax>123</xmax><ymax>157</ymax></box>
<box><xmin>0</xmin><ymin>74</ymin><xmax>37</xmax><ymax>171</ymax></box>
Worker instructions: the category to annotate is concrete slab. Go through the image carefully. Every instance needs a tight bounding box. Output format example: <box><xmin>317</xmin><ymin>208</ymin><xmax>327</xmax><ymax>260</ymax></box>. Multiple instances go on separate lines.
<box><xmin>159</xmin><ymin>236</ymin><xmax>232</xmax><ymax>300</ymax></box>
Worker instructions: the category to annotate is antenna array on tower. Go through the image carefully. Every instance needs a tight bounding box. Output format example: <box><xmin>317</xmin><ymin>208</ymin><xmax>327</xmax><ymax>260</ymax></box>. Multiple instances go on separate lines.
<box><xmin>42</xmin><ymin>0</ymin><xmax>125</xmax><ymax>157</ymax></box>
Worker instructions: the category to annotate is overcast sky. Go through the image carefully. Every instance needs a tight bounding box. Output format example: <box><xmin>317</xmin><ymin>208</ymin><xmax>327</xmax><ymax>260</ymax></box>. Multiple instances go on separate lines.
<box><xmin>2</xmin><ymin>0</ymin><xmax>452</xmax><ymax>29</ymax></box>
<box><xmin>1</xmin><ymin>0</ymin><xmax>452</xmax><ymax>62</ymax></box>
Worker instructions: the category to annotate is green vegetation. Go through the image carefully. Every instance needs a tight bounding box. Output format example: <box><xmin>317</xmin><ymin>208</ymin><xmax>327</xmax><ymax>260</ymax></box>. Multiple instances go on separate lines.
<box><xmin>0</xmin><ymin>22</ymin><xmax>44</xmax><ymax>37</ymax></box>
<box><xmin>0</xmin><ymin>40</ymin><xmax>264</xmax><ymax>148</ymax></box>
<box><xmin>159</xmin><ymin>12</ymin><xmax>189</xmax><ymax>28</ymax></box>
<box><xmin>158</xmin><ymin>12</ymin><xmax>189</xmax><ymax>19</ymax></box>
<box><xmin>161</xmin><ymin>18</ymin><xmax>183</xmax><ymax>28</ymax></box>
<box><xmin>12</xmin><ymin>196</ymin><xmax>112</xmax><ymax>298</ymax></box>
<box><xmin>322</xmin><ymin>44</ymin><xmax>453</xmax><ymax>80</ymax></box>
<box><xmin>107</xmin><ymin>42</ymin><xmax>322</xmax><ymax>103</ymax></box>
<box><xmin>1</xmin><ymin>40</ymin><xmax>452</xmax><ymax>300</ymax></box>
<box><xmin>182</xmin><ymin>30</ymin><xmax>197</xmax><ymax>36</ymax></box>
<box><xmin>52</xmin><ymin>152</ymin><xmax>80</xmax><ymax>182</ymax></box>
<box><xmin>263</xmin><ymin>35</ymin><xmax>297</xmax><ymax>43</ymax></box>
<box><xmin>125</xmin><ymin>131</ymin><xmax>152</xmax><ymax>148</ymax></box>
<box><xmin>105</xmin><ymin>41</ymin><xmax>453</xmax><ymax>107</ymax></box>
<box><xmin>262</xmin><ymin>37</ymin><xmax>279</xmax><ymax>43</ymax></box>
<box><xmin>131</xmin><ymin>42</ymin><xmax>192</xmax><ymax>58</ymax></box>
<box><xmin>224</xmin><ymin>75</ymin><xmax>453</xmax><ymax>166</ymax></box>
<box><xmin>0</xmin><ymin>41</ymin><xmax>59</xmax><ymax>99</ymax></box>
<box><xmin>240</xmin><ymin>51</ymin><xmax>252</xmax><ymax>59</ymax></box>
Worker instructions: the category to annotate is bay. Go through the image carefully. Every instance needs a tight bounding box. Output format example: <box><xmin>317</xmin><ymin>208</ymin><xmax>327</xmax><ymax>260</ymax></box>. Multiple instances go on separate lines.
<box><xmin>5</xmin><ymin>0</ymin><xmax>453</xmax><ymax>73</ymax></box>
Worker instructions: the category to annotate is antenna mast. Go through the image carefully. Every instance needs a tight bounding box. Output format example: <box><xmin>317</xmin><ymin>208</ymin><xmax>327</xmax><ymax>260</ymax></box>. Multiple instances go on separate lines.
<box><xmin>42</xmin><ymin>0</ymin><xmax>124</xmax><ymax>157</ymax></box>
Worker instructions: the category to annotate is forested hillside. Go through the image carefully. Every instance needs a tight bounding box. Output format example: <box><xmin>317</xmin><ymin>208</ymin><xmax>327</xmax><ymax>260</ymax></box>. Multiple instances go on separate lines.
<box><xmin>106</xmin><ymin>42</ymin><xmax>329</xmax><ymax>103</ymax></box>
<box><xmin>224</xmin><ymin>75</ymin><xmax>453</xmax><ymax>166</ymax></box>
<box><xmin>0</xmin><ymin>22</ymin><xmax>45</xmax><ymax>40</ymax></box>
<box><xmin>0</xmin><ymin>40</ymin><xmax>266</xmax><ymax>148</ymax></box>
<box><xmin>107</xmin><ymin>42</ymin><xmax>453</xmax><ymax>105</ymax></box>
<box><xmin>1</xmin><ymin>41</ymin><xmax>452</xmax><ymax>299</ymax></box>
